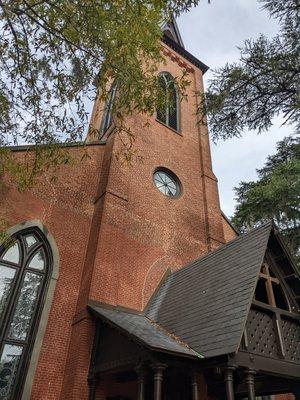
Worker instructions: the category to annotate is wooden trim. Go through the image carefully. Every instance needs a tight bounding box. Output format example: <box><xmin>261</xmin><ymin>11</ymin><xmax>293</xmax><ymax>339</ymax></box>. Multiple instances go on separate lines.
<box><xmin>232</xmin><ymin>351</ymin><xmax>300</xmax><ymax>379</ymax></box>
<box><xmin>252</xmin><ymin>300</ymin><xmax>300</xmax><ymax>321</ymax></box>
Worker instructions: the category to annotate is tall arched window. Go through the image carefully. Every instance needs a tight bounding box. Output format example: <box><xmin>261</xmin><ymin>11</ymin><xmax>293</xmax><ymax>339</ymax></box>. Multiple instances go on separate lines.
<box><xmin>0</xmin><ymin>228</ymin><xmax>52</xmax><ymax>400</ymax></box>
<box><xmin>100</xmin><ymin>83</ymin><xmax>117</xmax><ymax>138</ymax></box>
<box><xmin>157</xmin><ymin>72</ymin><xmax>180</xmax><ymax>131</ymax></box>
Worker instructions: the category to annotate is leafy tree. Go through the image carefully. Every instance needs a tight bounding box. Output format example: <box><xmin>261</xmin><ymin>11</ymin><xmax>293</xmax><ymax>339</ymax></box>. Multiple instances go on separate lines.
<box><xmin>232</xmin><ymin>136</ymin><xmax>300</xmax><ymax>262</ymax></box>
<box><xmin>203</xmin><ymin>0</ymin><xmax>300</xmax><ymax>141</ymax></box>
<box><xmin>202</xmin><ymin>0</ymin><xmax>300</xmax><ymax>260</ymax></box>
<box><xmin>0</xmin><ymin>0</ymin><xmax>200</xmax><ymax>189</ymax></box>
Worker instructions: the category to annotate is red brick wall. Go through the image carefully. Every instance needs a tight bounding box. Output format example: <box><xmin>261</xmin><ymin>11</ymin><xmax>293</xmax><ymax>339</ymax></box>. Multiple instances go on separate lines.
<box><xmin>0</xmin><ymin>41</ymin><xmax>226</xmax><ymax>399</ymax></box>
<box><xmin>1</xmin><ymin>144</ymin><xmax>104</xmax><ymax>400</ymax></box>
<box><xmin>276</xmin><ymin>394</ymin><xmax>295</xmax><ymax>400</ymax></box>
<box><xmin>222</xmin><ymin>214</ymin><xmax>238</xmax><ymax>242</ymax></box>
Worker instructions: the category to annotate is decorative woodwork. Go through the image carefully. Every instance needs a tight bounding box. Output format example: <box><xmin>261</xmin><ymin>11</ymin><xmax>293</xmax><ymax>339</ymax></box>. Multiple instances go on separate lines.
<box><xmin>259</xmin><ymin>264</ymin><xmax>280</xmax><ymax>307</ymax></box>
<box><xmin>281</xmin><ymin>317</ymin><xmax>300</xmax><ymax>363</ymax></box>
<box><xmin>245</xmin><ymin>308</ymin><xmax>280</xmax><ymax>358</ymax></box>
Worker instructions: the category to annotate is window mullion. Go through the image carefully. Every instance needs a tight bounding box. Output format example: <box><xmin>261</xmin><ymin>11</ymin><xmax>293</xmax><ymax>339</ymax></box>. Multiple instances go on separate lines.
<box><xmin>0</xmin><ymin>241</ymin><xmax>25</xmax><ymax>344</ymax></box>
<box><xmin>166</xmin><ymin>86</ymin><xmax>170</xmax><ymax>126</ymax></box>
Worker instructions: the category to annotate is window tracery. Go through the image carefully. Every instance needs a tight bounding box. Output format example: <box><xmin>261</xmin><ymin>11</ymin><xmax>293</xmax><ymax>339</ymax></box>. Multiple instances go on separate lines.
<box><xmin>0</xmin><ymin>229</ymin><xmax>51</xmax><ymax>400</ymax></box>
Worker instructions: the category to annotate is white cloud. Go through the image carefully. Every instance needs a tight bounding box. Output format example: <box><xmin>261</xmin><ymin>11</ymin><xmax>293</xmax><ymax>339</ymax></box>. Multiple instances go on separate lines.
<box><xmin>177</xmin><ymin>1</ymin><xmax>289</xmax><ymax>217</ymax></box>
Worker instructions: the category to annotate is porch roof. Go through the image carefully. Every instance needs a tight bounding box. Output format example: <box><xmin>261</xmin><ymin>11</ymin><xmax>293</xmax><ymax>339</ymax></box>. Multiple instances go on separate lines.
<box><xmin>88</xmin><ymin>302</ymin><xmax>202</xmax><ymax>359</ymax></box>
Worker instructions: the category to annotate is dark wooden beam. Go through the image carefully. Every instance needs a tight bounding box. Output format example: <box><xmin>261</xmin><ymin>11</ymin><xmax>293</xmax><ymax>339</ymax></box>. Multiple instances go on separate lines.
<box><xmin>232</xmin><ymin>351</ymin><xmax>300</xmax><ymax>379</ymax></box>
<box><xmin>236</xmin><ymin>376</ymin><xmax>297</xmax><ymax>396</ymax></box>
<box><xmin>273</xmin><ymin>312</ymin><xmax>286</xmax><ymax>358</ymax></box>
<box><xmin>252</xmin><ymin>300</ymin><xmax>300</xmax><ymax>321</ymax></box>
<box><xmin>94</xmin><ymin>356</ymin><xmax>140</xmax><ymax>373</ymax></box>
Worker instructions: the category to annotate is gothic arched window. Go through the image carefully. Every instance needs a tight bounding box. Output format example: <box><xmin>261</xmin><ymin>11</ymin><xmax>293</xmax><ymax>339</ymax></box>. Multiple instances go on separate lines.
<box><xmin>157</xmin><ymin>72</ymin><xmax>180</xmax><ymax>131</ymax></box>
<box><xmin>0</xmin><ymin>229</ymin><xmax>52</xmax><ymax>400</ymax></box>
<box><xmin>100</xmin><ymin>83</ymin><xmax>117</xmax><ymax>138</ymax></box>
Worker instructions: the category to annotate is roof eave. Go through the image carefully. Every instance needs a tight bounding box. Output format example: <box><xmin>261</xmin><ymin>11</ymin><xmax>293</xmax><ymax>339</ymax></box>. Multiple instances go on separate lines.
<box><xmin>88</xmin><ymin>303</ymin><xmax>200</xmax><ymax>361</ymax></box>
<box><xmin>162</xmin><ymin>34</ymin><xmax>209</xmax><ymax>74</ymax></box>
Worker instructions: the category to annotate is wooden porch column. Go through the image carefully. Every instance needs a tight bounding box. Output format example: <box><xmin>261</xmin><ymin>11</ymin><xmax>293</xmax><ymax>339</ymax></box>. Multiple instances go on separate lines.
<box><xmin>191</xmin><ymin>371</ymin><xmax>199</xmax><ymax>400</ymax></box>
<box><xmin>224</xmin><ymin>367</ymin><xmax>235</xmax><ymax>400</ymax></box>
<box><xmin>87</xmin><ymin>375</ymin><xmax>97</xmax><ymax>400</ymax></box>
<box><xmin>152</xmin><ymin>363</ymin><xmax>167</xmax><ymax>400</ymax></box>
<box><xmin>135</xmin><ymin>365</ymin><xmax>147</xmax><ymax>400</ymax></box>
<box><xmin>245</xmin><ymin>369</ymin><xmax>256</xmax><ymax>400</ymax></box>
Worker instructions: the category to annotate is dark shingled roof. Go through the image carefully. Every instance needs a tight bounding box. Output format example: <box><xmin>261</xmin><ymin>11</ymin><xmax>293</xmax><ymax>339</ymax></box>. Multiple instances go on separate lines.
<box><xmin>145</xmin><ymin>223</ymin><xmax>273</xmax><ymax>358</ymax></box>
<box><xmin>90</xmin><ymin>223</ymin><xmax>300</xmax><ymax>361</ymax></box>
<box><xmin>88</xmin><ymin>302</ymin><xmax>201</xmax><ymax>359</ymax></box>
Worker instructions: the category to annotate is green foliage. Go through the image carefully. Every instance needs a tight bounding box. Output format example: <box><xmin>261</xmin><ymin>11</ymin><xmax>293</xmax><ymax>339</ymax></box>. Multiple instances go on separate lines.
<box><xmin>203</xmin><ymin>0</ymin><xmax>300</xmax><ymax>141</ymax></box>
<box><xmin>0</xmin><ymin>218</ymin><xmax>10</xmax><ymax>245</ymax></box>
<box><xmin>0</xmin><ymin>0</ymin><xmax>201</xmax><ymax>188</ymax></box>
<box><xmin>232</xmin><ymin>136</ymin><xmax>300</xmax><ymax>262</ymax></box>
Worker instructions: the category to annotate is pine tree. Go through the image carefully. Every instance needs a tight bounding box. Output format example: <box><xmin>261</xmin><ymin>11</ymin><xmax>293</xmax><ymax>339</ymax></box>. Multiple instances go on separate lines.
<box><xmin>232</xmin><ymin>136</ymin><xmax>300</xmax><ymax>262</ymax></box>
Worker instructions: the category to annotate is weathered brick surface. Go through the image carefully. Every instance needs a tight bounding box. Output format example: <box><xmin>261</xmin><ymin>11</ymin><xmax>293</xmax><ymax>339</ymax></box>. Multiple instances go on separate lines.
<box><xmin>222</xmin><ymin>214</ymin><xmax>238</xmax><ymax>242</ymax></box>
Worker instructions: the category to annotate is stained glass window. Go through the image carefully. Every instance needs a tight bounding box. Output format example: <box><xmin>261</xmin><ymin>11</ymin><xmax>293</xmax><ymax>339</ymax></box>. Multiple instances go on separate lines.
<box><xmin>0</xmin><ymin>229</ymin><xmax>51</xmax><ymax>400</ymax></box>
<box><xmin>157</xmin><ymin>72</ymin><xmax>180</xmax><ymax>131</ymax></box>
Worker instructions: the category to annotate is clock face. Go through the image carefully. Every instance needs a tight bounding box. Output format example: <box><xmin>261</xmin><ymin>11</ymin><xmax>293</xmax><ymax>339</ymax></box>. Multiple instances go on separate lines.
<box><xmin>153</xmin><ymin>169</ymin><xmax>180</xmax><ymax>197</ymax></box>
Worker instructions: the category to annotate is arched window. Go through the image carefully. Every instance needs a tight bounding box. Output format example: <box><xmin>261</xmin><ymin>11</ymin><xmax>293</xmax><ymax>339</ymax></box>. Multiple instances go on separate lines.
<box><xmin>100</xmin><ymin>83</ymin><xmax>117</xmax><ymax>138</ymax></box>
<box><xmin>157</xmin><ymin>72</ymin><xmax>180</xmax><ymax>131</ymax></box>
<box><xmin>0</xmin><ymin>228</ymin><xmax>52</xmax><ymax>400</ymax></box>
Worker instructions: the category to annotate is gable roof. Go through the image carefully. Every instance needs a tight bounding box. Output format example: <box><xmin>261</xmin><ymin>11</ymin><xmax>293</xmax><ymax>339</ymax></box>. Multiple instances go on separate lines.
<box><xmin>89</xmin><ymin>223</ymin><xmax>300</xmax><ymax>362</ymax></box>
<box><xmin>162</xmin><ymin>18</ymin><xmax>185</xmax><ymax>48</ymax></box>
<box><xmin>160</xmin><ymin>17</ymin><xmax>209</xmax><ymax>74</ymax></box>
<box><xmin>145</xmin><ymin>223</ymin><xmax>273</xmax><ymax>358</ymax></box>
<box><xmin>88</xmin><ymin>302</ymin><xmax>201</xmax><ymax>359</ymax></box>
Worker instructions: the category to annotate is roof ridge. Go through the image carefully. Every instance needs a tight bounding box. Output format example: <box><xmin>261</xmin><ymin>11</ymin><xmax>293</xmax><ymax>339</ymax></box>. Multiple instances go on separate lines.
<box><xmin>145</xmin><ymin>316</ymin><xmax>203</xmax><ymax>358</ymax></box>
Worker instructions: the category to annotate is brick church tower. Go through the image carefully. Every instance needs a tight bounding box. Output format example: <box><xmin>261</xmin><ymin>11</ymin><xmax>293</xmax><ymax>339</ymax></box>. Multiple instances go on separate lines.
<box><xmin>0</xmin><ymin>20</ymin><xmax>299</xmax><ymax>400</ymax></box>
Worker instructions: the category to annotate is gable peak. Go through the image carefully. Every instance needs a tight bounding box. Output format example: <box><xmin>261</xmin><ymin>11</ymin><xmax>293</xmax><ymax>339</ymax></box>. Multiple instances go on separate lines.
<box><xmin>162</xmin><ymin>18</ymin><xmax>185</xmax><ymax>48</ymax></box>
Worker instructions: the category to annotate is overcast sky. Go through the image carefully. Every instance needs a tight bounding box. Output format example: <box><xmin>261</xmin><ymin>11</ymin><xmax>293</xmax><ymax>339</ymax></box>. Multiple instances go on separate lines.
<box><xmin>177</xmin><ymin>1</ymin><xmax>289</xmax><ymax>217</ymax></box>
